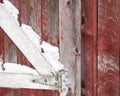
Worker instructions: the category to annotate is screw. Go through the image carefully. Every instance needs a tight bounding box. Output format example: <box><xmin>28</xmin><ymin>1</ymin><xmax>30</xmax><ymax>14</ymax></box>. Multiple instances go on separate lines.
<box><xmin>55</xmin><ymin>77</ymin><xmax>58</xmax><ymax>81</ymax></box>
<box><xmin>32</xmin><ymin>80</ymin><xmax>35</xmax><ymax>83</ymax></box>
<box><xmin>44</xmin><ymin>79</ymin><xmax>47</xmax><ymax>83</ymax></box>
<box><xmin>54</xmin><ymin>83</ymin><xmax>58</xmax><ymax>86</ymax></box>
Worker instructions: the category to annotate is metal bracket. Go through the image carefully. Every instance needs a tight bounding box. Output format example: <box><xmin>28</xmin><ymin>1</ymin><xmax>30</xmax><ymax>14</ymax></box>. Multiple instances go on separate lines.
<box><xmin>32</xmin><ymin>70</ymin><xmax>68</xmax><ymax>92</ymax></box>
<box><xmin>59</xmin><ymin>70</ymin><xmax>68</xmax><ymax>92</ymax></box>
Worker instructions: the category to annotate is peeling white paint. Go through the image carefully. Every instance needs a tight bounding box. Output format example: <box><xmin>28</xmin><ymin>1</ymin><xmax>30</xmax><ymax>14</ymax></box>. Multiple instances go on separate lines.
<box><xmin>98</xmin><ymin>55</ymin><xmax>119</xmax><ymax>72</ymax></box>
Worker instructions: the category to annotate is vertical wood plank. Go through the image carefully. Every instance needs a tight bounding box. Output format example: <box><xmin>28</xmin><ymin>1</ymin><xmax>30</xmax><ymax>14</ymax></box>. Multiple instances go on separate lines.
<box><xmin>98</xmin><ymin>0</ymin><xmax>120</xmax><ymax>96</ymax></box>
<box><xmin>47</xmin><ymin>0</ymin><xmax>59</xmax><ymax>46</ymax></box>
<box><xmin>41</xmin><ymin>0</ymin><xmax>59</xmax><ymax>46</ymax></box>
<box><xmin>84</xmin><ymin>0</ymin><xmax>98</xmax><ymax>96</ymax></box>
<box><xmin>41</xmin><ymin>0</ymin><xmax>49</xmax><ymax>42</ymax></box>
<box><xmin>0</xmin><ymin>28</ymin><xmax>4</xmax><ymax>62</ymax></box>
<box><xmin>19</xmin><ymin>0</ymin><xmax>41</xmax><ymax>34</ymax></box>
<box><xmin>59</xmin><ymin>0</ymin><xmax>81</xmax><ymax>96</ymax></box>
<box><xmin>4</xmin><ymin>34</ymin><xmax>18</xmax><ymax>63</ymax></box>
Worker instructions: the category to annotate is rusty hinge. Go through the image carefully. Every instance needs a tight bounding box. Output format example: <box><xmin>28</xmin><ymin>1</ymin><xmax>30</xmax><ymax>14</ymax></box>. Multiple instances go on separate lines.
<box><xmin>32</xmin><ymin>70</ymin><xmax>68</xmax><ymax>92</ymax></box>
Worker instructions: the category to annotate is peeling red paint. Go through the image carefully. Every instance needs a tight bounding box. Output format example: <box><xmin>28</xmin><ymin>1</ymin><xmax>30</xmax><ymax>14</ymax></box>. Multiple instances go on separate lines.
<box><xmin>0</xmin><ymin>28</ymin><xmax>4</xmax><ymax>61</ymax></box>
<box><xmin>84</xmin><ymin>0</ymin><xmax>97</xmax><ymax>96</ymax></box>
<box><xmin>85</xmin><ymin>0</ymin><xmax>120</xmax><ymax>96</ymax></box>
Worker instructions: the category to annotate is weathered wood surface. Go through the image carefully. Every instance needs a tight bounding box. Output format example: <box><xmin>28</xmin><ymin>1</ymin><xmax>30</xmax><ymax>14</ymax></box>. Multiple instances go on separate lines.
<box><xmin>0</xmin><ymin>27</ymin><xmax>4</xmax><ymax>62</ymax></box>
<box><xmin>84</xmin><ymin>0</ymin><xmax>120</xmax><ymax>96</ymax></box>
<box><xmin>98</xmin><ymin>0</ymin><xmax>120</xmax><ymax>96</ymax></box>
<box><xmin>59</xmin><ymin>0</ymin><xmax>81</xmax><ymax>96</ymax></box>
<box><xmin>41</xmin><ymin>0</ymin><xmax>59</xmax><ymax>46</ymax></box>
<box><xmin>4</xmin><ymin>35</ymin><xmax>18</xmax><ymax>63</ymax></box>
<box><xmin>84</xmin><ymin>0</ymin><xmax>97</xmax><ymax>96</ymax></box>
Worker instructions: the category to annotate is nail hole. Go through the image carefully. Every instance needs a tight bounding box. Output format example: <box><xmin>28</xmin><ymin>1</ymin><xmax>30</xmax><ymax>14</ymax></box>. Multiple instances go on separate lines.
<box><xmin>67</xmin><ymin>1</ymin><xmax>71</xmax><ymax>6</ymax></box>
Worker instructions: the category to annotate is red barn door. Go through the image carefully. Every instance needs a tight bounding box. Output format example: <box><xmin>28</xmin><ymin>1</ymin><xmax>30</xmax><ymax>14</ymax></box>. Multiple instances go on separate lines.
<box><xmin>85</xmin><ymin>0</ymin><xmax>120</xmax><ymax>96</ymax></box>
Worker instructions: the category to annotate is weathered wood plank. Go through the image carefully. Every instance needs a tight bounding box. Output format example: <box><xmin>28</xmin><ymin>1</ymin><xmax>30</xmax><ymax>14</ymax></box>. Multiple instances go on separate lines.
<box><xmin>18</xmin><ymin>0</ymin><xmax>41</xmax><ymax>35</ymax></box>
<box><xmin>59</xmin><ymin>0</ymin><xmax>81</xmax><ymax>96</ymax></box>
<box><xmin>98</xmin><ymin>0</ymin><xmax>120</xmax><ymax>96</ymax></box>
<box><xmin>0</xmin><ymin>28</ymin><xmax>4</xmax><ymax>62</ymax></box>
<box><xmin>41</xmin><ymin>0</ymin><xmax>59</xmax><ymax>46</ymax></box>
<box><xmin>4</xmin><ymin>34</ymin><xmax>18</xmax><ymax>63</ymax></box>
<box><xmin>84</xmin><ymin>0</ymin><xmax>98</xmax><ymax>96</ymax></box>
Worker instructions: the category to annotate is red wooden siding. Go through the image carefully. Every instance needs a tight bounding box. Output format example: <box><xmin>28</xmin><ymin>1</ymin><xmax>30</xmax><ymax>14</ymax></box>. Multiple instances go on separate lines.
<box><xmin>4</xmin><ymin>34</ymin><xmax>18</xmax><ymax>63</ymax></box>
<box><xmin>84</xmin><ymin>0</ymin><xmax>98</xmax><ymax>96</ymax></box>
<box><xmin>41</xmin><ymin>0</ymin><xmax>59</xmax><ymax>46</ymax></box>
<box><xmin>98</xmin><ymin>0</ymin><xmax>120</xmax><ymax>96</ymax></box>
<box><xmin>84</xmin><ymin>0</ymin><xmax>120</xmax><ymax>96</ymax></box>
<box><xmin>0</xmin><ymin>28</ymin><xmax>4</xmax><ymax>62</ymax></box>
<box><xmin>0</xmin><ymin>88</ymin><xmax>59</xmax><ymax>96</ymax></box>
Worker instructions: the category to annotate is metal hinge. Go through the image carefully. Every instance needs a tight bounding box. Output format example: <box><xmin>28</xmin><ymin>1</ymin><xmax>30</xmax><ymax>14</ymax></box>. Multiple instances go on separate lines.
<box><xmin>32</xmin><ymin>70</ymin><xmax>68</xmax><ymax>92</ymax></box>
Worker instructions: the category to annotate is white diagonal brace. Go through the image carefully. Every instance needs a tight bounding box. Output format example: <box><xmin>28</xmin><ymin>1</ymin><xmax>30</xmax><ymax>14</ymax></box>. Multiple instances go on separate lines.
<box><xmin>0</xmin><ymin>4</ymin><xmax>55</xmax><ymax>75</ymax></box>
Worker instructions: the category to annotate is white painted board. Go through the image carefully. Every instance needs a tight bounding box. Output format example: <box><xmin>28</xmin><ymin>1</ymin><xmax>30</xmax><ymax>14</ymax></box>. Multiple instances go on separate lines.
<box><xmin>0</xmin><ymin>72</ymin><xmax>58</xmax><ymax>90</ymax></box>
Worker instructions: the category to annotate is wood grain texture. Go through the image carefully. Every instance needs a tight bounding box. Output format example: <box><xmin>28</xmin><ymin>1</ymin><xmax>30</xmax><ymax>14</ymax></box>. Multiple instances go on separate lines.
<box><xmin>59</xmin><ymin>0</ymin><xmax>81</xmax><ymax>96</ymax></box>
<box><xmin>4</xmin><ymin>34</ymin><xmax>18</xmax><ymax>63</ymax></box>
<box><xmin>84</xmin><ymin>0</ymin><xmax>98</xmax><ymax>96</ymax></box>
<box><xmin>98</xmin><ymin>0</ymin><xmax>120</xmax><ymax>96</ymax></box>
<box><xmin>85</xmin><ymin>0</ymin><xmax>120</xmax><ymax>96</ymax></box>
<box><xmin>18</xmin><ymin>0</ymin><xmax>41</xmax><ymax>35</ymax></box>
<box><xmin>41</xmin><ymin>0</ymin><xmax>59</xmax><ymax>46</ymax></box>
<box><xmin>0</xmin><ymin>28</ymin><xmax>4</xmax><ymax>62</ymax></box>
